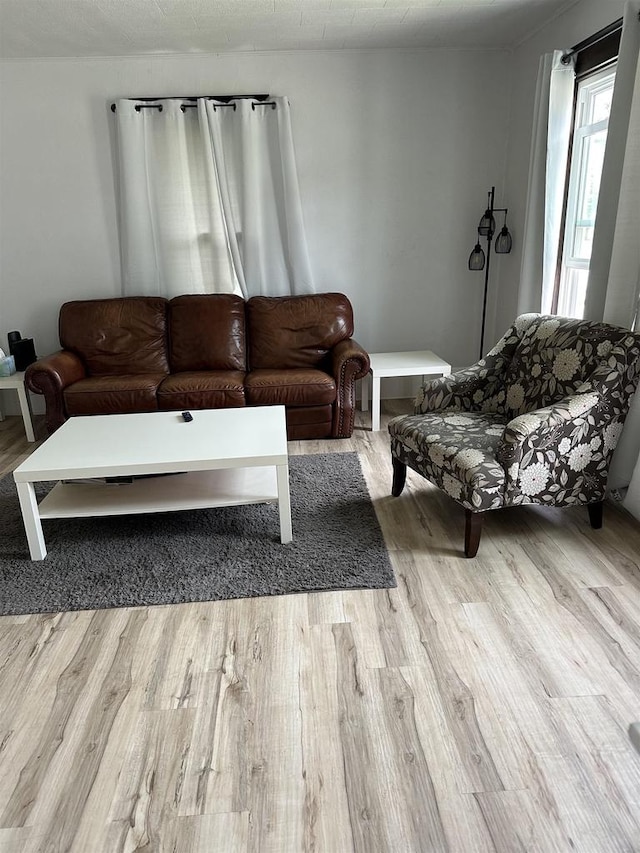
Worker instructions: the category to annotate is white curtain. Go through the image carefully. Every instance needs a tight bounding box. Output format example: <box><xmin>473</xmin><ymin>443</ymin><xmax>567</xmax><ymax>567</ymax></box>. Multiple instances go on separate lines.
<box><xmin>581</xmin><ymin>2</ymin><xmax>640</xmax><ymax>511</ymax></box>
<box><xmin>517</xmin><ymin>50</ymin><xmax>575</xmax><ymax>315</ymax></box>
<box><xmin>199</xmin><ymin>97</ymin><xmax>315</xmax><ymax>298</ymax></box>
<box><xmin>115</xmin><ymin>96</ymin><xmax>315</xmax><ymax>299</ymax></box>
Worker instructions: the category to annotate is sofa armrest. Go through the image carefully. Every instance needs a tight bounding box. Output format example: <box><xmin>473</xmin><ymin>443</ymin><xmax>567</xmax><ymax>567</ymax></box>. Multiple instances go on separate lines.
<box><xmin>25</xmin><ymin>350</ymin><xmax>86</xmax><ymax>434</ymax></box>
<box><xmin>331</xmin><ymin>338</ymin><xmax>370</xmax><ymax>381</ymax></box>
<box><xmin>330</xmin><ymin>338</ymin><xmax>370</xmax><ymax>438</ymax></box>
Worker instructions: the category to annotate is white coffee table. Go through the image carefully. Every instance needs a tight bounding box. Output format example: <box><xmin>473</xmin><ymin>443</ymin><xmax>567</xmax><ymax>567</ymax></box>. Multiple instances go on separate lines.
<box><xmin>361</xmin><ymin>350</ymin><xmax>452</xmax><ymax>430</ymax></box>
<box><xmin>13</xmin><ymin>406</ymin><xmax>292</xmax><ymax>561</ymax></box>
<box><xmin>0</xmin><ymin>371</ymin><xmax>36</xmax><ymax>442</ymax></box>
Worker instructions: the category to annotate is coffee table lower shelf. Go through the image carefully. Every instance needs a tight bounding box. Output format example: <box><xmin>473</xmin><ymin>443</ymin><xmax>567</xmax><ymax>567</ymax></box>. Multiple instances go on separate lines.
<box><xmin>16</xmin><ymin>466</ymin><xmax>292</xmax><ymax>561</ymax></box>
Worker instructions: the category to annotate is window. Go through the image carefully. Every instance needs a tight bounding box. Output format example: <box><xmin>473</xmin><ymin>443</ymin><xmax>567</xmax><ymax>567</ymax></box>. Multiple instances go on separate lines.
<box><xmin>550</xmin><ymin>16</ymin><xmax>622</xmax><ymax>319</ymax></box>
<box><xmin>555</xmin><ymin>65</ymin><xmax>617</xmax><ymax>318</ymax></box>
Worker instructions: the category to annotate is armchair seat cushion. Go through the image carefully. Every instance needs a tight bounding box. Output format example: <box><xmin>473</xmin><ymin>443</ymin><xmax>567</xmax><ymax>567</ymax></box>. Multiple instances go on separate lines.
<box><xmin>244</xmin><ymin>369</ymin><xmax>336</xmax><ymax>407</ymax></box>
<box><xmin>63</xmin><ymin>374</ymin><xmax>165</xmax><ymax>415</ymax></box>
<box><xmin>389</xmin><ymin>411</ymin><xmax>509</xmax><ymax>510</ymax></box>
<box><xmin>157</xmin><ymin>371</ymin><xmax>246</xmax><ymax>410</ymax></box>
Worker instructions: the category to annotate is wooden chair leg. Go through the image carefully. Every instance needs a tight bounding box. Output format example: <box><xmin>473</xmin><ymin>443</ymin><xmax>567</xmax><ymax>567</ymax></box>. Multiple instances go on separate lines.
<box><xmin>391</xmin><ymin>457</ymin><xmax>407</xmax><ymax>497</ymax></box>
<box><xmin>587</xmin><ymin>501</ymin><xmax>603</xmax><ymax>529</ymax></box>
<box><xmin>464</xmin><ymin>509</ymin><xmax>484</xmax><ymax>558</ymax></box>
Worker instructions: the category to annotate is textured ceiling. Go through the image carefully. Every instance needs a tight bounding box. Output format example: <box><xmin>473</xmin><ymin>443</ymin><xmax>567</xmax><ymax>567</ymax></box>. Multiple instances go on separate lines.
<box><xmin>0</xmin><ymin>0</ymin><xmax>580</xmax><ymax>58</ymax></box>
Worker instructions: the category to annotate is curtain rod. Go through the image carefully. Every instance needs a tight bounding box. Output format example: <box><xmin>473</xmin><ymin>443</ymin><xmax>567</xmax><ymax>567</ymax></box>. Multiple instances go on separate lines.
<box><xmin>561</xmin><ymin>17</ymin><xmax>623</xmax><ymax>64</ymax></box>
<box><xmin>110</xmin><ymin>93</ymin><xmax>270</xmax><ymax>112</ymax></box>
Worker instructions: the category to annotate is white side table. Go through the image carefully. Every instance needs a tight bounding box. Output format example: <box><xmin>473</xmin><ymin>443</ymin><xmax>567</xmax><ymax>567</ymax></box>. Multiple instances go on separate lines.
<box><xmin>361</xmin><ymin>350</ymin><xmax>452</xmax><ymax>431</ymax></box>
<box><xmin>0</xmin><ymin>371</ymin><xmax>36</xmax><ymax>442</ymax></box>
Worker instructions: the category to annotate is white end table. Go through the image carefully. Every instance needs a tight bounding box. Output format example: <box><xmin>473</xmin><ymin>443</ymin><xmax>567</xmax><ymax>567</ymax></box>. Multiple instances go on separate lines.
<box><xmin>361</xmin><ymin>350</ymin><xmax>452</xmax><ymax>431</ymax></box>
<box><xmin>0</xmin><ymin>371</ymin><xmax>36</xmax><ymax>442</ymax></box>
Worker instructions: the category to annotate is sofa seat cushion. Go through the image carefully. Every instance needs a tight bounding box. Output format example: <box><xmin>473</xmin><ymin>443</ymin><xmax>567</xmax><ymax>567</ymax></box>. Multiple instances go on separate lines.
<box><xmin>157</xmin><ymin>371</ymin><xmax>246</xmax><ymax>410</ymax></box>
<box><xmin>245</xmin><ymin>369</ymin><xmax>336</xmax><ymax>407</ymax></box>
<box><xmin>63</xmin><ymin>374</ymin><xmax>166</xmax><ymax>415</ymax></box>
<box><xmin>388</xmin><ymin>411</ymin><xmax>509</xmax><ymax>511</ymax></box>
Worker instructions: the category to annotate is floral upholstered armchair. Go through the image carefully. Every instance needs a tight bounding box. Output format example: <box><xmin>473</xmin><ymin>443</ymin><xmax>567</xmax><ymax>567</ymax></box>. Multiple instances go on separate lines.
<box><xmin>388</xmin><ymin>314</ymin><xmax>640</xmax><ymax>557</ymax></box>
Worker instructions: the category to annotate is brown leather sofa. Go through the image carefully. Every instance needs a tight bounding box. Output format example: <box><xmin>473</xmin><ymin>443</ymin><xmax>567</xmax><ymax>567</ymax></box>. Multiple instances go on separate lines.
<box><xmin>26</xmin><ymin>292</ymin><xmax>370</xmax><ymax>440</ymax></box>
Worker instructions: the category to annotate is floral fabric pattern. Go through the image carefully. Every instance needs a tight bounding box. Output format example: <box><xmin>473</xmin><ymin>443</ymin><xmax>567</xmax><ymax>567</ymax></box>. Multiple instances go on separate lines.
<box><xmin>414</xmin><ymin>314</ymin><xmax>538</xmax><ymax>416</ymax></box>
<box><xmin>389</xmin><ymin>314</ymin><xmax>640</xmax><ymax>515</ymax></box>
<box><xmin>389</xmin><ymin>411</ymin><xmax>509</xmax><ymax>510</ymax></box>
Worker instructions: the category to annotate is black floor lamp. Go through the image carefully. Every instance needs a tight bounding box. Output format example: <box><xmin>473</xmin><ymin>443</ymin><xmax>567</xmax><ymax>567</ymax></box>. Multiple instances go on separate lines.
<box><xmin>468</xmin><ymin>186</ymin><xmax>512</xmax><ymax>359</ymax></box>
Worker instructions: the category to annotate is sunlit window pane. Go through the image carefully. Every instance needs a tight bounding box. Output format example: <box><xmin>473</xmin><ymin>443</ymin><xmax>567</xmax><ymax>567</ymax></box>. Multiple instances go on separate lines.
<box><xmin>557</xmin><ymin>65</ymin><xmax>616</xmax><ymax>318</ymax></box>
<box><xmin>572</xmin><ymin>225</ymin><xmax>593</xmax><ymax>260</ymax></box>
<box><xmin>577</xmin><ymin>129</ymin><xmax>606</xmax><ymax>227</ymax></box>
<box><xmin>570</xmin><ymin>128</ymin><xmax>607</xmax><ymax>260</ymax></box>
<box><xmin>590</xmin><ymin>88</ymin><xmax>613</xmax><ymax>123</ymax></box>
<box><xmin>557</xmin><ymin>268</ymin><xmax>590</xmax><ymax>318</ymax></box>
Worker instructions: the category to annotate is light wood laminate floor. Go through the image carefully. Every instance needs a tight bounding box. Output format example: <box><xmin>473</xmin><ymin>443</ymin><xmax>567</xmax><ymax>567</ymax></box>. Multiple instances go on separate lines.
<box><xmin>1</xmin><ymin>405</ymin><xmax>640</xmax><ymax>853</ymax></box>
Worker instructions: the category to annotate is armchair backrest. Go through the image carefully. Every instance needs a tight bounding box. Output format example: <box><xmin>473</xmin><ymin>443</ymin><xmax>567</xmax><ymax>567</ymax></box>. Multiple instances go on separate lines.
<box><xmin>501</xmin><ymin>315</ymin><xmax>640</xmax><ymax>416</ymax></box>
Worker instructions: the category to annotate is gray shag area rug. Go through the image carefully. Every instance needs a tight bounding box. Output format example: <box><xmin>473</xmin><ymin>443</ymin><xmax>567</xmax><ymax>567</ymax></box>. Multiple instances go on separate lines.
<box><xmin>0</xmin><ymin>452</ymin><xmax>395</xmax><ymax>616</ymax></box>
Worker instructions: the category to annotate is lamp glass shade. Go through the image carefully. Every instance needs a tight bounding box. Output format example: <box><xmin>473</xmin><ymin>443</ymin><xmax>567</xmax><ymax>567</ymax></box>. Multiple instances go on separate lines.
<box><xmin>478</xmin><ymin>210</ymin><xmax>495</xmax><ymax>237</ymax></box>
<box><xmin>468</xmin><ymin>243</ymin><xmax>485</xmax><ymax>271</ymax></box>
<box><xmin>495</xmin><ymin>226</ymin><xmax>512</xmax><ymax>254</ymax></box>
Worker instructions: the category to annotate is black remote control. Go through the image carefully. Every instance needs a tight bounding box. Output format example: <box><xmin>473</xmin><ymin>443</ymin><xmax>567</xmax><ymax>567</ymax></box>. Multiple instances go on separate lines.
<box><xmin>181</xmin><ymin>411</ymin><xmax>193</xmax><ymax>422</ymax></box>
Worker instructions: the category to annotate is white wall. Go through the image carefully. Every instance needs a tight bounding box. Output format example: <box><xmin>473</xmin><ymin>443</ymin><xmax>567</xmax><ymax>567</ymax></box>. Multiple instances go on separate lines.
<box><xmin>0</xmin><ymin>47</ymin><xmax>510</xmax><ymax>413</ymax></box>
<box><xmin>493</xmin><ymin>0</ymin><xmax>627</xmax><ymax>340</ymax></box>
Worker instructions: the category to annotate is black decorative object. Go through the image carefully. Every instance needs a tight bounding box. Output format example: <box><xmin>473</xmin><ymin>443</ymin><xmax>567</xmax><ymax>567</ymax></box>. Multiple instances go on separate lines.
<box><xmin>468</xmin><ymin>186</ymin><xmax>512</xmax><ymax>359</ymax></box>
<box><xmin>8</xmin><ymin>331</ymin><xmax>37</xmax><ymax>371</ymax></box>
<box><xmin>468</xmin><ymin>242</ymin><xmax>486</xmax><ymax>271</ymax></box>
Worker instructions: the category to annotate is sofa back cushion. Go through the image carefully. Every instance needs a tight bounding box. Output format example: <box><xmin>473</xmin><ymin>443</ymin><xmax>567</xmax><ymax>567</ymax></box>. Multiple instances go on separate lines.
<box><xmin>59</xmin><ymin>297</ymin><xmax>169</xmax><ymax>376</ymax></box>
<box><xmin>168</xmin><ymin>294</ymin><xmax>246</xmax><ymax>371</ymax></box>
<box><xmin>502</xmin><ymin>315</ymin><xmax>633</xmax><ymax>415</ymax></box>
<box><xmin>247</xmin><ymin>293</ymin><xmax>354</xmax><ymax>370</ymax></box>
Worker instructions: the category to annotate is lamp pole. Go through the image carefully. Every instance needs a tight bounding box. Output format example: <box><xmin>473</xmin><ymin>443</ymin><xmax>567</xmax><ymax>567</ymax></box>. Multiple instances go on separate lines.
<box><xmin>479</xmin><ymin>187</ymin><xmax>495</xmax><ymax>360</ymax></box>
<box><xmin>468</xmin><ymin>185</ymin><xmax>511</xmax><ymax>361</ymax></box>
